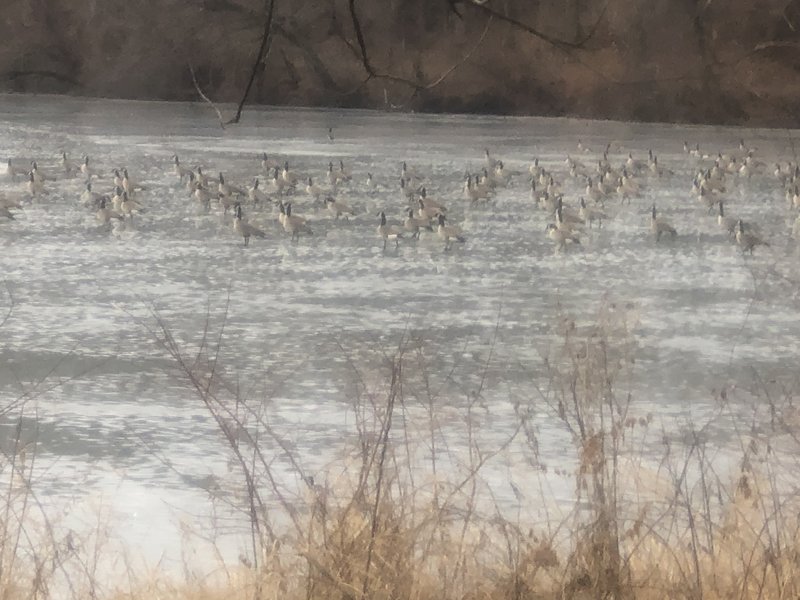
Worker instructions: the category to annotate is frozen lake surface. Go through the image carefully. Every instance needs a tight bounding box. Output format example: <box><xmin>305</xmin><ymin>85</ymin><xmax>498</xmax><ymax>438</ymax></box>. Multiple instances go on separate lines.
<box><xmin>1</xmin><ymin>95</ymin><xmax>799</xmax><ymax>575</ymax></box>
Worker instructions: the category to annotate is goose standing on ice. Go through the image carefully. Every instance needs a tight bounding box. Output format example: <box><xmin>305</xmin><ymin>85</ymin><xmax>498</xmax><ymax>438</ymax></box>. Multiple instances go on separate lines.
<box><xmin>80</xmin><ymin>156</ymin><xmax>93</xmax><ymax>179</ymax></box>
<box><xmin>173</xmin><ymin>155</ymin><xmax>191</xmax><ymax>181</ymax></box>
<box><xmin>282</xmin><ymin>203</ymin><xmax>312</xmax><ymax>241</ymax></box>
<box><xmin>233</xmin><ymin>204</ymin><xmax>266</xmax><ymax>246</ymax></box>
<box><xmin>403</xmin><ymin>208</ymin><xmax>432</xmax><ymax>239</ymax></box>
<box><xmin>96</xmin><ymin>197</ymin><xmax>123</xmax><ymax>224</ymax></box>
<box><xmin>377</xmin><ymin>211</ymin><xmax>403</xmax><ymax>249</ymax></box>
<box><xmin>546</xmin><ymin>223</ymin><xmax>581</xmax><ymax>252</ymax></box>
<box><xmin>437</xmin><ymin>214</ymin><xmax>466</xmax><ymax>251</ymax></box>
<box><xmin>81</xmin><ymin>182</ymin><xmax>104</xmax><ymax>208</ymax></box>
<box><xmin>248</xmin><ymin>178</ymin><xmax>269</xmax><ymax>205</ymax></box>
<box><xmin>735</xmin><ymin>219</ymin><xmax>768</xmax><ymax>254</ymax></box>
<box><xmin>650</xmin><ymin>205</ymin><xmax>676</xmax><ymax>242</ymax></box>
<box><xmin>324</xmin><ymin>196</ymin><xmax>354</xmax><ymax>220</ymax></box>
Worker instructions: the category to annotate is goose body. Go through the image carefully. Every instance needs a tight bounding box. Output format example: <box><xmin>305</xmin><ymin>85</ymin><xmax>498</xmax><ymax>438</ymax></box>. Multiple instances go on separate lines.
<box><xmin>80</xmin><ymin>156</ymin><xmax>93</xmax><ymax>179</ymax></box>
<box><xmin>248</xmin><ymin>178</ymin><xmax>269</xmax><ymax>205</ymax></box>
<box><xmin>650</xmin><ymin>205</ymin><xmax>676</xmax><ymax>241</ymax></box>
<box><xmin>81</xmin><ymin>182</ymin><xmax>104</xmax><ymax>208</ymax></box>
<box><xmin>546</xmin><ymin>223</ymin><xmax>581</xmax><ymax>252</ymax></box>
<box><xmin>173</xmin><ymin>155</ymin><xmax>191</xmax><ymax>181</ymax></box>
<box><xmin>417</xmin><ymin>198</ymin><xmax>443</xmax><ymax>221</ymax></box>
<box><xmin>233</xmin><ymin>204</ymin><xmax>266</xmax><ymax>246</ymax></box>
<box><xmin>96</xmin><ymin>197</ymin><xmax>123</xmax><ymax>224</ymax></box>
<box><xmin>404</xmin><ymin>208</ymin><xmax>432</xmax><ymax>239</ymax></box>
<box><xmin>324</xmin><ymin>196</ymin><xmax>353</xmax><ymax>219</ymax></box>
<box><xmin>281</xmin><ymin>203</ymin><xmax>312</xmax><ymax>240</ymax></box>
<box><xmin>735</xmin><ymin>220</ymin><xmax>768</xmax><ymax>254</ymax></box>
<box><xmin>377</xmin><ymin>211</ymin><xmax>403</xmax><ymax>249</ymax></box>
<box><xmin>579</xmin><ymin>197</ymin><xmax>606</xmax><ymax>228</ymax></box>
<box><xmin>61</xmin><ymin>152</ymin><xmax>76</xmax><ymax>176</ymax></box>
<box><xmin>437</xmin><ymin>214</ymin><xmax>465</xmax><ymax>250</ymax></box>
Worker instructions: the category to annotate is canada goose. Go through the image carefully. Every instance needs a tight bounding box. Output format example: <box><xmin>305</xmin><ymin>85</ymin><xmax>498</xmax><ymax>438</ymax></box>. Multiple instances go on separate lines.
<box><xmin>185</xmin><ymin>170</ymin><xmax>199</xmax><ymax>193</ymax></box>
<box><xmin>530</xmin><ymin>158</ymin><xmax>544</xmax><ymax>179</ymax></box>
<box><xmin>626</xmin><ymin>153</ymin><xmax>647</xmax><ymax>174</ymax></box>
<box><xmin>484</xmin><ymin>148</ymin><xmax>499</xmax><ymax>170</ymax></box>
<box><xmin>417</xmin><ymin>198</ymin><xmax>443</xmax><ymax>221</ymax></box>
<box><xmin>218</xmin><ymin>192</ymin><xmax>238</xmax><ymax>215</ymax></box>
<box><xmin>81</xmin><ymin>182</ymin><xmax>104</xmax><ymax>208</ymax></box>
<box><xmin>437</xmin><ymin>214</ymin><xmax>465</xmax><ymax>250</ymax></box>
<box><xmin>328</xmin><ymin>127</ymin><xmax>334</xmax><ymax>142</ymax></box>
<box><xmin>400</xmin><ymin>177</ymin><xmax>418</xmax><ymax>203</ymax></box>
<box><xmin>194</xmin><ymin>185</ymin><xmax>213</xmax><ymax>212</ymax></box>
<box><xmin>585</xmin><ymin>177</ymin><xmax>609</xmax><ymax>204</ymax></box>
<box><xmin>120</xmin><ymin>191</ymin><xmax>144</xmax><ymax>219</ymax></box>
<box><xmin>366</xmin><ymin>172</ymin><xmax>376</xmax><ymax>189</ymax></box>
<box><xmin>173</xmin><ymin>155</ymin><xmax>191</xmax><ymax>181</ymax></box>
<box><xmin>324</xmin><ymin>196</ymin><xmax>354</xmax><ymax>220</ymax></box>
<box><xmin>418</xmin><ymin>187</ymin><xmax>446</xmax><ymax>213</ymax></box>
<box><xmin>650</xmin><ymin>205</ymin><xmax>676</xmax><ymax>241</ymax></box>
<box><xmin>530</xmin><ymin>179</ymin><xmax>547</xmax><ymax>205</ymax></box>
<box><xmin>326</xmin><ymin>162</ymin><xmax>339</xmax><ymax>186</ymax></box>
<box><xmin>271</xmin><ymin>166</ymin><xmax>289</xmax><ymax>194</ymax></box>
<box><xmin>556</xmin><ymin>197</ymin><xmax>583</xmax><ymax>229</ymax></box>
<box><xmin>463</xmin><ymin>175</ymin><xmax>489</xmax><ymax>203</ymax></box>
<box><xmin>338</xmin><ymin>160</ymin><xmax>352</xmax><ymax>182</ymax></box>
<box><xmin>717</xmin><ymin>201</ymin><xmax>737</xmax><ymax>236</ymax></box>
<box><xmin>61</xmin><ymin>152</ymin><xmax>76</xmax><ymax>176</ymax></box>
<box><xmin>735</xmin><ymin>220</ymin><xmax>768</xmax><ymax>254</ymax></box>
<box><xmin>111</xmin><ymin>186</ymin><xmax>124</xmax><ymax>211</ymax></box>
<box><xmin>579</xmin><ymin>197</ymin><xmax>606</xmax><ymax>228</ymax></box>
<box><xmin>281</xmin><ymin>161</ymin><xmax>299</xmax><ymax>186</ymax></box>
<box><xmin>261</xmin><ymin>152</ymin><xmax>278</xmax><ymax>171</ymax></box>
<box><xmin>306</xmin><ymin>177</ymin><xmax>325</xmax><ymax>199</ymax></box>
<box><xmin>122</xmin><ymin>168</ymin><xmax>139</xmax><ymax>195</ymax></box>
<box><xmin>377</xmin><ymin>211</ymin><xmax>403</xmax><ymax>249</ymax></box>
<box><xmin>248</xmin><ymin>178</ymin><xmax>269</xmax><ymax>205</ymax></box>
<box><xmin>218</xmin><ymin>172</ymin><xmax>245</xmax><ymax>198</ymax></box>
<box><xmin>282</xmin><ymin>203</ymin><xmax>312</xmax><ymax>241</ymax></box>
<box><xmin>80</xmin><ymin>156</ymin><xmax>92</xmax><ymax>179</ymax></box>
<box><xmin>403</xmin><ymin>208</ymin><xmax>433</xmax><ymax>239</ymax></box>
<box><xmin>96</xmin><ymin>197</ymin><xmax>123</xmax><ymax>224</ymax></box>
<box><xmin>196</xmin><ymin>167</ymin><xmax>210</xmax><ymax>187</ymax></box>
<box><xmin>113</xmin><ymin>168</ymin><xmax>124</xmax><ymax>188</ymax></box>
<box><xmin>30</xmin><ymin>161</ymin><xmax>47</xmax><ymax>186</ymax></box>
<box><xmin>233</xmin><ymin>204</ymin><xmax>266</xmax><ymax>246</ymax></box>
<box><xmin>546</xmin><ymin>223</ymin><xmax>581</xmax><ymax>252</ymax></box>
<box><xmin>27</xmin><ymin>172</ymin><xmax>43</xmax><ymax>197</ymax></box>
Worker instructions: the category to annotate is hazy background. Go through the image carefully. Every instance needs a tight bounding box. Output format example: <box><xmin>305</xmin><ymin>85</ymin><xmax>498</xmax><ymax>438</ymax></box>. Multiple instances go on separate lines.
<box><xmin>2</xmin><ymin>0</ymin><xmax>800</xmax><ymax>125</ymax></box>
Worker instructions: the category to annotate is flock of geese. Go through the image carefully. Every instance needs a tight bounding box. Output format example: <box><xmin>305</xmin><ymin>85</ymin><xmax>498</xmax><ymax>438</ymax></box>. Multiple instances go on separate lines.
<box><xmin>2</xmin><ymin>134</ymin><xmax>800</xmax><ymax>258</ymax></box>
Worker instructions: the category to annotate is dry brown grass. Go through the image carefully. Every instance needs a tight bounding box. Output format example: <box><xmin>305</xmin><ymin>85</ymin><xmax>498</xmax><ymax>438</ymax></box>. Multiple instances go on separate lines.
<box><xmin>5</xmin><ymin>295</ymin><xmax>800</xmax><ymax>599</ymax></box>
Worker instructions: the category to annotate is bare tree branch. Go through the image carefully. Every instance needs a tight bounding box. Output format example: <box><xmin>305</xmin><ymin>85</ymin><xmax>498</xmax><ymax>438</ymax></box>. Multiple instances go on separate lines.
<box><xmin>189</xmin><ymin>64</ymin><xmax>226</xmax><ymax>130</ymax></box>
<box><xmin>228</xmin><ymin>0</ymin><xmax>277</xmax><ymax>125</ymax></box>
<box><xmin>466</xmin><ymin>0</ymin><xmax>608</xmax><ymax>50</ymax></box>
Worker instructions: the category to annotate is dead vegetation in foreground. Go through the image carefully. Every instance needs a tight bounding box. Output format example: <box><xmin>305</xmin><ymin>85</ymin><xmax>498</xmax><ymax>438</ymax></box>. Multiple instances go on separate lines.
<box><xmin>4</xmin><ymin>297</ymin><xmax>800</xmax><ymax>600</ymax></box>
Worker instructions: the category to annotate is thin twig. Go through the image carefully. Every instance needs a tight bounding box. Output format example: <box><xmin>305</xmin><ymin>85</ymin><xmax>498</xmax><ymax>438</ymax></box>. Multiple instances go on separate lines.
<box><xmin>188</xmin><ymin>64</ymin><xmax>226</xmax><ymax>130</ymax></box>
<box><xmin>228</xmin><ymin>0</ymin><xmax>277</xmax><ymax>125</ymax></box>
